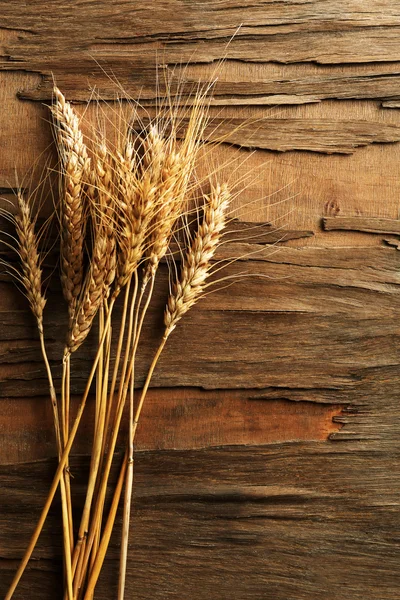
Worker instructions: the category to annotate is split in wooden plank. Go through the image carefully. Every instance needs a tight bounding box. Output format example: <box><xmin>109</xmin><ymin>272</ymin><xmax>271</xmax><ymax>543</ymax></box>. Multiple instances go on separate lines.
<box><xmin>14</xmin><ymin>64</ymin><xmax>400</xmax><ymax>107</ymax></box>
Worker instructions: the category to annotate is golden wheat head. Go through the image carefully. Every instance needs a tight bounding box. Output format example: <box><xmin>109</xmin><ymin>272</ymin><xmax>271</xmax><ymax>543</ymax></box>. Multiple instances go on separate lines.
<box><xmin>14</xmin><ymin>193</ymin><xmax>47</xmax><ymax>329</ymax></box>
<box><xmin>164</xmin><ymin>182</ymin><xmax>231</xmax><ymax>335</ymax></box>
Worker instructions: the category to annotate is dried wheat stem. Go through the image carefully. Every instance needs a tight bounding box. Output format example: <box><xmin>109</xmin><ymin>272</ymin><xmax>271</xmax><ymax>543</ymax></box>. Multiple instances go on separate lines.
<box><xmin>70</xmin><ymin>276</ymin><xmax>133</xmax><ymax>589</ymax></box>
<box><xmin>90</xmin><ymin>315</ymin><xmax>112</xmax><ymax>576</ymax></box>
<box><xmin>8</xmin><ymin>194</ymin><xmax>74</xmax><ymax>600</ymax></box>
<box><xmin>117</xmin><ymin>274</ymin><xmax>150</xmax><ymax>600</ymax></box>
<box><xmin>117</xmin><ymin>373</ymin><xmax>134</xmax><ymax>600</ymax></box>
<box><xmin>83</xmin><ymin>452</ymin><xmax>128</xmax><ymax>600</ymax></box>
<box><xmin>79</xmin><ymin>275</ymin><xmax>154</xmax><ymax>593</ymax></box>
<box><xmin>5</xmin><ymin>302</ymin><xmax>115</xmax><ymax>600</ymax></box>
<box><xmin>39</xmin><ymin>335</ymin><xmax>74</xmax><ymax>600</ymax></box>
<box><xmin>90</xmin><ymin>280</ymin><xmax>134</xmax><ymax>571</ymax></box>
<box><xmin>101</xmin><ymin>278</ymin><xmax>132</xmax><ymax>459</ymax></box>
<box><xmin>91</xmin><ymin>331</ymin><xmax>167</xmax><ymax>599</ymax></box>
<box><xmin>114</xmin><ymin>184</ymin><xmax>231</xmax><ymax>596</ymax></box>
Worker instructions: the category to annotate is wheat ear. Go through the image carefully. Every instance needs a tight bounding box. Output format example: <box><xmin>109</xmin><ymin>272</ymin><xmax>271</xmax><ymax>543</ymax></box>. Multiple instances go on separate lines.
<box><xmin>113</xmin><ymin>134</ymin><xmax>159</xmax><ymax>295</ymax></box>
<box><xmin>52</xmin><ymin>86</ymin><xmax>90</xmax><ymax>320</ymax></box>
<box><xmin>164</xmin><ymin>182</ymin><xmax>231</xmax><ymax>335</ymax></box>
<box><xmin>14</xmin><ymin>192</ymin><xmax>46</xmax><ymax>328</ymax></box>
<box><xmin>142</xmin><ymin>90</ymin><xmax>210</xmax><ymax>286</ymax></box>
<box><xmin>66</xmin><ymin>218</ymin><xmax>109</xmax><ymax>355</ymax></box>
<box><xmin>142</xmin><ymin>132</ymin><xmax>194</xmax><ymax>285</ymax></box>
<box><xmin>92</xmin><ymin>140</ymin><xmax>117</xmax><ymax>292</ymax></box>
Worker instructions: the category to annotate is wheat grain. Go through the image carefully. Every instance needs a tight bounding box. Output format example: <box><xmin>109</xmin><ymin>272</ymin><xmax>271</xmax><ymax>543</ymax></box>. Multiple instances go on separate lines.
<box><xmin>164</xmin><ymin>182</ymin><xmax>231</xmax><ymax>335</ymax></box>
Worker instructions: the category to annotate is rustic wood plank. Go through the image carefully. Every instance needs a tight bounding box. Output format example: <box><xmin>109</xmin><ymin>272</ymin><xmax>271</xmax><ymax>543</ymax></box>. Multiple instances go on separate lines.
<box><xmin>0</xmin><ymin>245</ymin><xmax>399</xmax><ymax>399</ymax></box>
<box><xmin>0</xmin><ymin>243</ymin><xmax>398</xmax><ymax>449</ymax></box>
<box><xmin>1</xmin><ymin>4</ymin><xmax>400</xmax><ymax>599</ymax></box>
<box><xmin>0</xmin><ymin>391</ymin><xmax>342</xmax><ymax>463</ymax></box>
<box><xmin>170</xmin><ymin>115</ymin><xmax>400</xmax><ymax>154</ymax></box>
<box><xmin>3</xmin><ymin>77</ymin><xmax>400</xmax><ymax>248</ymax></box>
<box><xmin>3</xmin><ymin>0</ymin><xmax>400</xmax><ymax>100</ymax></box>
<box><xmin>15</xmin><ymin>63</ymin><xmax>400</xmax><ymax>106</ymax></box>
<box><xmin>323</xmin><ymin>215</ymin><xmax>400</xmax><ymax>234</ymax></box>
<box><xmin>1</xmin><ymin>444</ymin><xmax>399</xmax><ymax>599</ymax></box>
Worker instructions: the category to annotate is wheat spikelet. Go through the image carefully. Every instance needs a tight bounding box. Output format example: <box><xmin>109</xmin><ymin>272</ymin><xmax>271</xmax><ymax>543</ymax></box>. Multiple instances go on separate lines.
<box><xmin>164</xmin><ymin>182</ymin><xmax>231</xmax><ymax>335</ymax></box>
<box><xmin>14</xmin><ymin>193</ymin><xmax>47</xmax><ymax>329</ymax></box>
<box><xmin>52</xmin><ymin>86</ymin><xmax>90</xmax><ymax>319</ymax></box>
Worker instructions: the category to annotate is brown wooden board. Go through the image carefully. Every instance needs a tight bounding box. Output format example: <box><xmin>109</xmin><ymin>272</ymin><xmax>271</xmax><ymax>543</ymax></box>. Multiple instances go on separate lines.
<box><xmin>1</xmin><ymin>445</ymin><xmax>400</xmax><ymax>600</ymax></box>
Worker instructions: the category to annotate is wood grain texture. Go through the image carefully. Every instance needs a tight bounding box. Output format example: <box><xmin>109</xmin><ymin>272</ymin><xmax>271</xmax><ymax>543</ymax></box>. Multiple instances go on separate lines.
<box><xmin>3</xmin><ymin>0</ymin><xmax>400</xmax><ymax>101</ymax></box>
<box><xmin>172</xmin><ymin>115</ymin><xmax>400</xmax><ymax>154</ymax></box>
<box><xmin>1</xmin><ymin>445</ymin><xmax>400</xmax><ymax>599</ymax></box>
<box><xmin>0</xmin><ymin>244</ymin><xmax>398</xmax><ymax>399</ymax></box>
<box><xmin>324</xmin><ymin>215</ymin><xmax>400</xmax><ymax>234</ymax></box>
<box><xmin>1</xmin><ymin>0</ymin><xmax>400</xmax><ymax>598</ymax></box>
<box><xmin>0</xmin><ymin>391</ymin><xmax>343</xmax><ymax>463</ymax></box>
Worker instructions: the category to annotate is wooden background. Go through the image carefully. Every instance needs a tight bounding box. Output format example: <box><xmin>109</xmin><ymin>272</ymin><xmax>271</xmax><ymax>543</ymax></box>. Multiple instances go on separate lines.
<box><xmin>1</xmin><ymin>2</ymin><xmax>400</xmax><ymax>598</ymax></box>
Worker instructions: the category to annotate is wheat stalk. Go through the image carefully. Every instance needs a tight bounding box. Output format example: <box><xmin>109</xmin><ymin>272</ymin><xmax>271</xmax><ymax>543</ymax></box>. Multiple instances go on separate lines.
<box><xmin>53</xmin><ymin>87</ymin><xmax>90</xmax><ymax>513</ymax></box>
<box><xmin>13</xmin><ymin>192</ymin><xmax>74</xmax><ymax>600</ymax></box>
<box><xmin>112</xmin><ymin>183</ymin><xmax>231</xmax><ymax>599</ymax></box>
<box><xmin>66</xmin><ymin>139</ymin><xmax>118</xmax><ymax>595</ymax></box>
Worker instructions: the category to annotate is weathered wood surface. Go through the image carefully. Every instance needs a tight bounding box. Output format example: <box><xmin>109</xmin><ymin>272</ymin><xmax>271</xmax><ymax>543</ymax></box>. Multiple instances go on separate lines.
<box><xmin>324</xmin><ymin>215</ymin><xmax>400</xmax><ymax>234</ymax></box>
<box><xmin>2</xmin><ymin>84</ymin><xmax>400</xmax><ymax>244</ymax></box>
<box><xmin>2</xmin><ymin>0</ymin><xmax>400</xmax><ymax>598</ymax></box>
<box><xmin>148</xmin><ymin>115</ymin><xmax>400</xmax><ymax>154</ymax></box>
<box><xmin>3</xmin><ymin>0</ymin><xmax>400</xmax><ymax>102</ymax></box>
<box><xmin>0</xmin><ymin>244</ymin><xmax>399</xmax><ymax>396</ymax></box>
<box><xmin>0</xmin><ymin>392</ymin><xmax>342</xmax><ymax>463</ymax></box>
<box><xmin>1</xmin><ymin>445</ymin><xmax>400</xmax><ymax>599</ymax></box>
